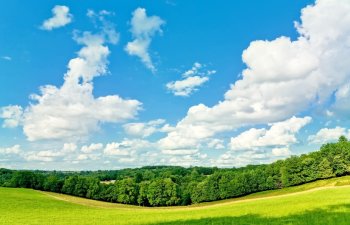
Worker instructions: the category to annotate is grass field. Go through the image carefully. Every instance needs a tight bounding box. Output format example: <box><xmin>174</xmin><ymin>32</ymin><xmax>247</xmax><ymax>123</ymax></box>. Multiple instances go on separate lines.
<box><xmin>1</xmin><ymin>176</ymin><xmax>350</xmax><ymax>225</ymax></box>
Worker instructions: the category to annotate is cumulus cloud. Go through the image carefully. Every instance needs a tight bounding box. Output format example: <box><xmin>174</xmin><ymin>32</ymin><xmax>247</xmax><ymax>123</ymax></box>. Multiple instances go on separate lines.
<box><xmin>103</xmin><ymin>139</ymin><xmax>154</xmax><ymax>164</ymax></box>
<box><xmin>1</xmin><ymin>14</ymin><xmax>141</xmax><ymax>142</ymax></box>
<box><xmin>215</xmin><ymin>150</ymin><xmax>270</xmax><ymax>167</ymax></box>
<box><xmin>41</xmin><ymin>5</ymin><xmax>73</xmax><ymax>30</ymax></box>
<box><xmin>104</xmin><ymin>139</ymin><xmax>151</xmax><ymax>156</ymax></box>
<box><xmin>0</xmin><ymin>105</ymin><xmax>23</xmax><ymax>128</ymax></box>
<box><xmin>330</xmin><ymin>83</ymin><xmax>350</xmax><ymax>116</ymax></box>
<box><xmin>25</xmin><ymin>150</ymin><xmax>62</xmax><ymax>162</ymax></box>
<box><xmin>24</xmin><ymin>143</ymin><xmax>78</xmax><ymax>162</ymax></box>
<box><xmin>162</xmin><ymin>149</ymin><xmax>199</xmax><ymax>155</ymax></box>
<box><xmin>123</xmin><ymin>119</ymin><xmax>166</xmax><ymax>137</ymax></box>
<box><xmin>159</xmin><ymin>0</ymin><xmax>350</xmax><ymax>152</ymax></box>
<box><xmin>207</xmin><ymin>138</ymin><xmax>225</xmax><ymax>150</ymax></box>
<box><xmin>0</xmin><ymin>145</ymin><xmax>21</xmax><ymax>155</ymax></box>
<box><xmin>308</xmin><ymin>126</ymin><xmax>350</xmax><ymax>144</ymax></box>
<box><xmin>213</xmin><ymin>116</ymin><xmax>310</xmax><ymax>167</ymax></box>
<box><xmin>125</xmin><ymin>8</ymin><xmax>165</xmax><ymax>72</ymax></box>
<box><xmin>271</xmin><ymin>147</ymin><xmax>292</xmax><ymax>157</ymax></box>
<box><xmin>230</xmin><ymin>116</ymin><xmax>311</xmax><ymax>150</ymax></box>
<box><xmin>81</xmin><ymin>143</ymin><xmax>103</xmax><ymax>153</ymax></box>
<box><xmin>166</xmin><ymin>152</ymin><xmax>208</xmax><ymax>167</ymax></box>
<box><xmin>62</xmin><ymin>143</ymin><xmax>77</xmax><ymax>152</ymax></box>
<box><xmin>166</xmin><ymin>62</ymin><xmax>216</xmax><ymax>96</ymax></box>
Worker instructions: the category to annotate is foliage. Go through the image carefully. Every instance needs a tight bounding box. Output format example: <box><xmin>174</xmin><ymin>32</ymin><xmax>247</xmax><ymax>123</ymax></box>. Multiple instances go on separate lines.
<box><xmin>1</xmin><ymin>137</ymin><xmax>350</xmax><ymax>206</ymax></box>
<box><xmin>2</xmin><ymin>176</ymin><xmax>350</xmax><ymax>225</ymax></box>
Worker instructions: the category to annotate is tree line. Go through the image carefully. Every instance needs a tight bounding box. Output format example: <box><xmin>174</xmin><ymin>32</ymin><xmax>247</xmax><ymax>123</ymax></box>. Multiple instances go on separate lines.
<box><xmin>1</xmin><ymin>136</ymin><xmax>350</xmax><ymax>206</ymax></box>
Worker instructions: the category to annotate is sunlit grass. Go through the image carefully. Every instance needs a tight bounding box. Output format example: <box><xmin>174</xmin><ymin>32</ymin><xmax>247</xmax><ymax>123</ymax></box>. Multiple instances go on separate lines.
<box><xmin>1</xmin><ymin>176</ymin><xmax>350</xmax><ymax>225</ymax></box>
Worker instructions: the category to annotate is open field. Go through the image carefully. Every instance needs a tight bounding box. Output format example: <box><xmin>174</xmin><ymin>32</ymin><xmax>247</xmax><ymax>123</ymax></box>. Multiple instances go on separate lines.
<box><xmin>1</xmin><ymin>176</ymin><xmax>350</xmax><ymax>225</ymax></box>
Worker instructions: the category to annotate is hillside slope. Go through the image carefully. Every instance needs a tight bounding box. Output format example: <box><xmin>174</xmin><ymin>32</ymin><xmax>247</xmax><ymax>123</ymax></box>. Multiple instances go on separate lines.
<box><xmin>1</xmin><ymin>176</ymin><xmax>350</xmax><ymax>225</ymax></box>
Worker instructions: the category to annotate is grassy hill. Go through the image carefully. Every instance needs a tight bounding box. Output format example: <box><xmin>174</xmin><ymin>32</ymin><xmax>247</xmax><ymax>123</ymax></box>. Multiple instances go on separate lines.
<box><xmin>1</xmin><ymin>176</ymin><xmax>350</xmax><ymax>225</ymax></box>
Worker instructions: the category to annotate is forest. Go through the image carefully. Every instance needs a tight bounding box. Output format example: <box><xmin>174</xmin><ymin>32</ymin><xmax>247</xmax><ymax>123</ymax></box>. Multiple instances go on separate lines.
<box><xmin>1</xmin><ymin>136</ymin><xmax>349</xmax><ymax>207</ymax></box>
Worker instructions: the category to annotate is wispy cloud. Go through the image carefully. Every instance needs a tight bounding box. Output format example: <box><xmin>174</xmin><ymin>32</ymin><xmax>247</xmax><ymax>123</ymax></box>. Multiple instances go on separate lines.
<box><xmin>1</xmin><ymin>56</ymin><xmax>12</xmax><ymax>61</ymax></box>
<box><xmin>125</xmin><ymin>8</ymin><xmax>165</xmax><ymax>73</ymax></box>
<box><xmin>166</xmin><ymin>62</ymin><xmax>216</xmax><ymax>96</ymax></box>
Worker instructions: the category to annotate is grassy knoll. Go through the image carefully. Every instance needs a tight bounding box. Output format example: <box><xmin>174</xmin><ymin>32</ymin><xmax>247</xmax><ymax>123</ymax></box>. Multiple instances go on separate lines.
<box><xmin>1</xmin><ymin>176</ymin><xmax>350</xmax><ymax>225</ymax></box>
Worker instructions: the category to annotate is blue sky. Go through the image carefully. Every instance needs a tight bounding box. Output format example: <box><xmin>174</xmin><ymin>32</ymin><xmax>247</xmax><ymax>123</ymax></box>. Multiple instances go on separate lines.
<box><xmin>1</xmin><ymin>0</ymin><xmax>350</xmax><ymax>170</ymax></box>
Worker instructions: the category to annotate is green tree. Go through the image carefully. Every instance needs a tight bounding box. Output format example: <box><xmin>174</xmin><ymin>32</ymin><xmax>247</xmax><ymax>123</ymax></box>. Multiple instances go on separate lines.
<box><xmin>147</xmin><ymin>178</ymin><xmax>180</xmax><ymax>206</ymax></box>
<box><xmin>86</xmin><ymin>177</ymin><xmax>101</xmax><ymax>199</ymax></box>
<box><xmin>61</xmin><ymin>176</ymin><xmax>78</xmax><ymax>195</ymax></box>
<box><xmin>137</xmin><ymin>181</ymin><xmax>150</xmax><ymax>206</ymax></box>
<box><xmin>116</xmin><ymin>178</ymin><xmax>138</xmax><ymax>204</ymax></box>
<box><xmin>318</xmin><ymin>158</ymin><xmax>334</xmax><ymax>179</ymax></box>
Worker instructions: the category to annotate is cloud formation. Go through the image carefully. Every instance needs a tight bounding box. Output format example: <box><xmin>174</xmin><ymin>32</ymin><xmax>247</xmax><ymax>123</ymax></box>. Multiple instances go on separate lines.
<box><xmin>123</xmin><ymin>119</ymin><xmax>166</xmax><ymax>138</ymax></box>
<box><xmin>159</xmin><ymin>0</ymin><xmax>350</xmax><ymax>152</ymax></box>
<box><xmin>271</xmin><ymin>147</ymin><xmax>291</xmax><ymax>157</ymax></box>
<box><xmin>24</xmin><ymin>143</ymin><xmax>77</xmax><ymax>162</ymax></box>
<box><xmin>308</xmin><ymin>126</ymin><xmax>350</xmax><ymax>144</ymax></box>
<box><xmin>41</xmin><ymin>5</ymin><xmax>73</xmax><ymax>30</ymax></box>
<box><xmin>166</xmin><ymin>62</ymin><xmax>216</xmax><ymax>96</ymax></box>
<box><xmin>81</xmin><ymin>143</ymin><xmax>103</xmax><ymax>153</ymax></box>
<box><xmin>230</xmin><ymin>116</ymin><xmax>311</xmax><ymax>151</ymax></box>
<box><xmin>0</xmin><ymin>105</ymin><xmax>23</xmax><ymax>128</ymax></box>
<box><xmin>2</xmin><ymin>13</ymin><xmax>141</xmax><ymax>142</ymax></box>
<box><xmin>0</xmin><ymin>145</ymin><xmax>21</xmax><ymax>155</ymax></box>
<box><xmin>125</xmin><ymin>8</ymin><xmax>165</xmax><ymax>72</ymax></box>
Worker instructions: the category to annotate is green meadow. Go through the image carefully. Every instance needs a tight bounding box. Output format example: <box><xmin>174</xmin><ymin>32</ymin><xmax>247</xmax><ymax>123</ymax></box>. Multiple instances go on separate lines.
<box><xmin>1</xmin><ymin>176</ymin><xmax>350</xmax><ymax>225</ymax></box>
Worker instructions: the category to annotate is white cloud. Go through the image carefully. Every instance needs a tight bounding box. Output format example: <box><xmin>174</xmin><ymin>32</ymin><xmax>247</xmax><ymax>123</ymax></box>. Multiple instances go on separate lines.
<box><xmin>0</xmin><ymin>145</ymin><xmax>21</xmax><ymax>155</ymax></box>
<box><xmin>325</xmin><ymin>110</ymin><xmax>334</xmax><ymax>117</ymax></box>
<box><xmin>308</xmin><ymin>126</ymin><xmax>350</xmax><ymax>144</ymax></box>
<box><xmin>162</xmin><ymin>149</ymin><xmax>199</xmax><ymax>155</ymax></box>
<box><xmin>81</xmin><ymin>143</ymin><xmax>103</xmax><ymax>153</ymax></box>
<box><xmin>77</xmin><ymin>154</ymin><xmax>89</xmax><ymax>161</ymax></box>
<box><xmin>207</xmin><ymin>138</ymin><xmax>225</xmax><ymax>150</ymax></box>
<box><xmin>104</xmin><ymin>139</ymin><xmax>151</xmax><ymax>156</ymax></box>
<box><xmin>85</xmin><ymin>10</ymin><xmax>119</xmax><ymax>45</ymax></box>
<box><xmin>230</xmin><ymin>116</ymin><xmax>311</xmax><ymax>151</ymax></box>
<box><xmin>125</xmin><ymin>8</ymin><xmax>165</xmax><ymax>72</ymax></box>
<box><xmin>0</xmin><ymin>105</ymin><xmax>23</xmax><ymax>128</ymax></box>
<box><xmin>166</xmin><ymin>62</ymin><xmax>216</xmax><ymax>97</ymax></box>
<box><xmin>123</xmin><ymin>119</ymin><xmax>166</xmax><ymax>138</ymax></box>
<box><xmin>331</xmin><ymin>83</ymin><xmax>350</xmax><ymax>116</ymax></box>
<box><xmin>25</xmin><ymin>150</ymin><xmax>61</xmax><ymax>162</ymax></box>
<box><xmin>24</xmin><ymin>143</ymin><xmax>78</xmax><ymax>162</ymax></box>
<box><xmin>166</xmin><ymin>152</ymin><xmax>208</xmax><ymax>167</ymax></box>
<box><xmin>2</xmin><ymin>17</ymin><xmax>142</xmax><ymax>142</ymax></box>
<box><xmin>62</xmin><ymin>143</ymin><xmax>77</xmax><ymax>153</ymax></box>
<box><xmin>76</xmin><ymin>152</ymin><xmax>100</xmax><ymax>161</ymax></box>
<box><xmin>272</xmin><ymin>147</ymin><xmax>291</xmax><ymax>157</ymax></box>
<box><xmin>167</xmin><ymin>76</ymin><xmax>209</xmax><ymax>97</ymax></box>
<box><xmin>215</xmin><ymin>150</ymin><xmax>270</xmax><ymax>167</ymax></box>
<box><xmin>182</xmin><ymin>62</ymin><xmax>202</xmax><ymax>77</ymax></box>
<box><xmin>41</xmin><ymin>5</ymin><xmax>73</xmax><ymax>30</ymax></box>
<box><xmin>159</xmin><ymin>0</ymin><xmax>350</xmax><ymax>152</ymax></box>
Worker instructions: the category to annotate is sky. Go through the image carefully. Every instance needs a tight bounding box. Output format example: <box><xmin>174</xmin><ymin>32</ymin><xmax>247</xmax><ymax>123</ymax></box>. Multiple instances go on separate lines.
<box><xmin>1</xmin><ymin>0</ymin><xmax>350</xmax><ymax>170</ymax></box>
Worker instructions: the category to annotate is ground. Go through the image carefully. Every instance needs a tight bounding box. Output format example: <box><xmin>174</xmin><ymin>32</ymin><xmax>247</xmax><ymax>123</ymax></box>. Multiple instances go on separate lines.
<box><xmin>1</xmin><ymin>176</ymin><xmax>350</xmax><ymax>225</ymax></box>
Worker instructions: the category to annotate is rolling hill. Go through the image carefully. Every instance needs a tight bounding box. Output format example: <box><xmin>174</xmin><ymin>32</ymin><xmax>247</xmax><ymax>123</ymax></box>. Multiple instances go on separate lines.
<box><xmin>1</xmin><ymin>176</ymin><xmax>350</xmax><ymax>225</ymax></box>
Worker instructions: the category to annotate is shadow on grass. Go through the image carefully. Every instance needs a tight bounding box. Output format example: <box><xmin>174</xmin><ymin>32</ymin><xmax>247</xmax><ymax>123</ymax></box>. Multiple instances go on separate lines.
<box><xmin>151</xmin><ymin>204</ymin><xmax>350</xmax><ymax>225</ymax></box>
